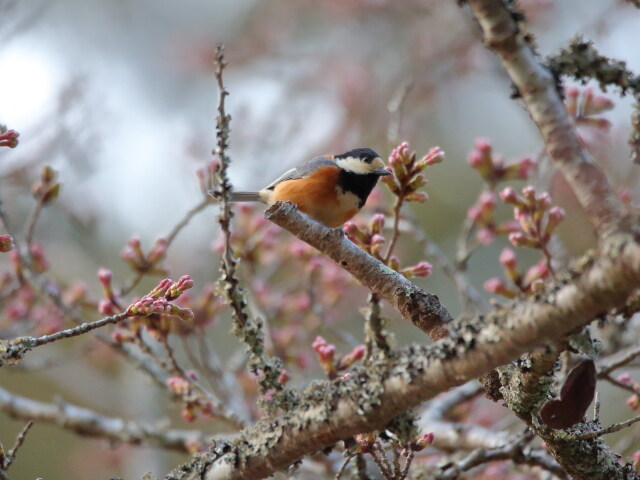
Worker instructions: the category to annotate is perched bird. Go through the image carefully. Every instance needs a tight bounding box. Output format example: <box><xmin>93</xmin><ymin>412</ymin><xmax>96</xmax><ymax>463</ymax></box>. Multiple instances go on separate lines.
<box><xmin>230</xmin><ymin>148</ymin><xmax>390</xmax><ymax>227</ymax></box>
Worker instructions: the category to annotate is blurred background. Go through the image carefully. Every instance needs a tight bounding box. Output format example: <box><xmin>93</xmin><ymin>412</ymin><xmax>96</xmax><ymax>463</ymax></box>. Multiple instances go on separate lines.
<box><xmin>1</xmin><ymin>0</ymin><xmax>639</xmax><ymax>478</ymax></box>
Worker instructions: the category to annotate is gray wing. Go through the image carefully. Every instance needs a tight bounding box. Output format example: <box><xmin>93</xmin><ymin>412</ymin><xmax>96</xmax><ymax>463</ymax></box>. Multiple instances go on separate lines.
<box><xmin>263</xmin><ymin>156</ymin><xmax>336</xmax><ymax>191</ymax></box>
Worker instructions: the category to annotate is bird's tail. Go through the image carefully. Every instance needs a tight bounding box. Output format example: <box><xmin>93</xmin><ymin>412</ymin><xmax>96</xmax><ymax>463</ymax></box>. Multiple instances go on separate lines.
<box><xmin>230</xmin><ymin>192</ymin><xmax>266</xmax><ymax>203</ymax></box>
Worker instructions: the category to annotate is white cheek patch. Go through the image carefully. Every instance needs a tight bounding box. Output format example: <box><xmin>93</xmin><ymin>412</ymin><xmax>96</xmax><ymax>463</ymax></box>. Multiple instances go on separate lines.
<box><xmin>336</xmin><ymin>156</ymin><xmax>385</xmax><ymax>174</ymax></box>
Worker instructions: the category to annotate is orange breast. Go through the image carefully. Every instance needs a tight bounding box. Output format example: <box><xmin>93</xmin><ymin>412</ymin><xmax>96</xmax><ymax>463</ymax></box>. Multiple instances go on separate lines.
<box><xmin>270</xmin><ymin>166</ymin><xmax>359</xmax><ymax>227</ymax></box>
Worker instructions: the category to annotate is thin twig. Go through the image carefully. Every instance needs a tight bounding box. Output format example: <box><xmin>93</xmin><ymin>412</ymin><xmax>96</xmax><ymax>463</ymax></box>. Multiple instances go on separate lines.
<box><xmin>118</xmin><ymin>197</ymin><xmax>213</xmax><ymax>297</ymax></box>
<box><xmin>1</xmin><ymin>313</ymin><xmax>129</xmax><ymax>364</ymax></box>
<box><xmin>570</xmin><ymin>414</ymin><xmax>640</xmax><ymax>440</ymax></box>
<box><xmin>3</xmin><ymin>421</ymin><xmax>33</xmax><ymax>470</ymax></box>
<box><xmin>0</xmin><ymin>386</ymin><xmax>206</xmax><ymax>452</ymax></box>
<box><xmin>23</xmin><ymin>201</ymin><xmax>43</xmax><ymax>251</ymax></box>
<box><xmin>211</xmin><ymin>44</ymin><xmax>285</xmax><ymax>396</ymax></box>
<box><xmin>599</xmin><ymin>344</ymin><xmax>640</xmax><ymax>375</ymax></box>
<box><xmin>335</xmin><ymin>453</ymin><xmax>356</xmax><ymax>479</ymax></box>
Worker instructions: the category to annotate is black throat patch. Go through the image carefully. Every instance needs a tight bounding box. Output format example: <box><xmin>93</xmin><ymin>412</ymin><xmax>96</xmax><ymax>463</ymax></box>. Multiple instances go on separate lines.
<box><xmin>336</xmin><ymin>170</ymin><xmax>380</xmax><ymax>208</ymax></box>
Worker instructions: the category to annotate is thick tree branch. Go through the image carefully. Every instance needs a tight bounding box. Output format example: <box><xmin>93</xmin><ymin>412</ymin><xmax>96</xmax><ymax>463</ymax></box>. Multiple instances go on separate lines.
<box><xmin>0</xmin><ymin>386</ymin><xmax>207</xmax><ymax>453</ymax></box>
<box><xmin>466</xmin><ymin>0</ymin><xmax>626</xmax><ymax>237</ymax></box>
<box><xmin>266</xmin><ymin>202</ymin><xmax>453</xmax><ymax>340</ymax></box>
<box><xmin>167</xmin><ymin>228</ymin><xmax>640</xmax><ymax>480</ymax></box>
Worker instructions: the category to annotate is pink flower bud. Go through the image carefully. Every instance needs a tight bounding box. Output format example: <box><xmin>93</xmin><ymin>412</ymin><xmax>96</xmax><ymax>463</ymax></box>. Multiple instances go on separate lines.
<box><xmin>412</xmin><ymin>432</ymin><xmax>434</xmax><ymax>451</ymax></box>
<box><xmin>484</xmin><ymin>278</ymin><xmax>516</xmax><ymax>298</ymax></box>
<box><xmin>617</xmin><ymin>373</ymin><xmax>633</xmax><ymax>385</ymax></box>
<box><xmin>149</xmin><ymin>278</ymin><xmax>174</xmax><ymax>299</ymax></box>
<box><xmin>627</xmin><ymin>394</ymin><xmax>640</xmax><ymax>411</ymax></box>
<box><xmin>522</xmin><ymin>185</ymin><xmax>536</xmax><ymax>201</ymax></box>
<box><xmin>97</xmin><ymin>267</ymin><xmax>112</xmax><ymax>286</ymax></box>
<box><xmin>0</xmin><ymin>129</ymin><xmax>19</xmax><ymax>148</ymax></box>
<box><xmin>484</xmin><ymin>278</ymin><xmax>505</xmax><ymax>294</ymax></box>
<box><xmin>516</xmin><ymin>157</ymin><xmax>535</xmax><ymax>179</ymax></box>
<box><xmin>186</xmin><ymin>370</ymin><xmax>199</xmax><ymax>381</ymax></box>
<box><xmin>499</xmin><ymin>186</ymin><xmax>519</xmax><ymax>205</ymax></box>
<box><xmin>171</xmin><ymin>305</ymin><xmax>195</xmax><ymax>320</ymax></box>
<box><xmin>475</xmin><ymin>228</ymin><xmax>495</xmax><ymax>245</ymax></box>
<box><xmin>479</xmin><ymin>191</ymin><xmax>496</xmax><ymax>209</ymax></box>
<box><xmin>167</xmin><ymin>376</ymin><xmax>190</xmax><ymax>395</ymax></box>
<box><xmin>349</xmin><ymin>345</ymin><xmax>366</xmax><ymax>361</ymax></box>
<box><xmin>30</xmin><ymin>243</ymin><xmax>49</xmax><ymax>273</ymax></box>
<box><xmin>548</xmin><ymin>206</ymin><xmax>566</xmax><ymax>224</ymax></box>
<box><xmin>422</xmin><ymin>146</ymin><xmax>445</xmax><ymax>166</ymax></box>
<box><xmin>475</xmin><ymin>138</ymin><xmax>492</xmax><ymax>153</ymax></box>
<box><xmin>147</xmin><ymin>238</ymin><xmax>168</xmax><ymax>264</ymax></box>
<box><xmin>128</xmin><ymin>236</ymin><xmax>141</xmax><ymax>248</ymax></box>
<box><xmin>369</xmin><ymin>214</ymin><xmax>386</xmax><ymax>234</ymax></box>
<box><xmin>370</xmin><ymin>234</ymin><xmax>385</xmax><ymax>246</ymax></box>
<box><xmin>536</xmin><ymin>192</ymin><xmax>551</xmax><ymax>210</ymax></box>
<box><xmin>0</xmin><ymin>235</ymin><xmax>14</xmax><ymax>252</ymax></box>
<box><xmin>412</xmin><ymin>261</ymin><xmax>433</xmax><ymax>277</ymax></box>
<box><xmin>499</xmin><ymin>248</ymin><xmax>517</xmax><ymax>270</ymax></box>
<box><xmin>467</xmin><ymin>205</ymin><xmax>482</xmax><ymax>221</ymax></box>
<box><xmin>98</xmin><ymin>299</ymin><xmax>115</xmax><ymax>315</ymax></box>
<box><xmin>168</xmin><ymin>275</ymin><xmax>194</xmax><ymax>299</ymax></box>
<box><xmin>590</xmin><ymin>94</ymin><xmax>614</xmax><ymax>114</ymax></box>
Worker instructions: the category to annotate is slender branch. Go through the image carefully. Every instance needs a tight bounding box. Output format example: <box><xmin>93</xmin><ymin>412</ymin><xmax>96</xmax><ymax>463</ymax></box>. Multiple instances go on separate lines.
<box><xmin>0</xmin><ymin>313</ymin><xmax>129</xmax><ymax>365</ymax></box>
<box><xmin>211</xmin><ymin>45</ymin><xmax>285</xmax><ymax>396</ymax></box>
<box><xmin>23</xmin><ymin>201</ymin><xmax>43</xmax><ymax>251</ymax></box>
<box><xmin>570</xmin><ymin>415</ymin><xmax>640</xmax><ymax>440</ymax></box>
<box><xmin>436</xmin><ymin>432</ymin><xmax>566</xmax><ymax>479</ymax></box>
<box><xmin>3</xmin><ymin>421</ymin><xmax>33</xmax><ymax>470</ymax></box>
<box><xmin>466</xmin><ymin>0</ymin><xmax>626</xmax><ymax>237</ymax></box>
<box><xmin>166</xmin><ymin>197</ymin><xmax>212</xmax><ymax>246</ymax></box>
<box><xmin>599</xmin><ymin>344</ymin><xmax>640</xmax><ymax>376</ymax></box>
<box><xmin>0</xmin><ymin>386</ymin><xmax>207</xmax><ymax>453</ymax></box>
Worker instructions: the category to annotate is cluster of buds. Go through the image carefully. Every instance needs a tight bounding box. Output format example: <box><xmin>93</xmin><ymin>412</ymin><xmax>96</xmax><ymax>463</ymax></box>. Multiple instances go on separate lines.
<box><xmin>121</xmin><ymin>236</ymin><xmax>169</xmax><ymax>274</ymax></box>
<box><xmin>565</xmin><ymin>86</ymin><xmax>613</xmax><ymax>132</ymax></box>
<box><xmin>196</xmin><ymin>159</ymin><xmax>219</xmax><ymax>196</ymax></box>
<box><xmin>311</xmin><ymin>336</ymin><xmax>365</xmax><ymax>379</ymax></box>
<box><xmin>166</xmin><ymin>375</ymin><xmax>214</xmax><ymax>423</ymax></box>
<box><xmin>344</xmin><ymin>214</ymin><xmax>388</xmax><ymax>259</ymax></box>
<box><xmin>382</xmin><ymin>142</ymin><xmax>444</xmax><ymax>203</ymax></box>
<box><xmin>114</xmin><ymin>276</ymin><xmax>195</xmax><ymax>340</ymax></box>
<box><xmin>467</xmin><ymin>191</ymin><xmax>519</xmax><ymax>245</ymax></box>
<box><xmin>344</xmin><ymin>215</ymin><xmax>433</xmax><ymax>278</ymax></box>
<box><xmin>0</xmin><ymin>235</ymin><xmax>14</xmax><ymax>253</ymax></box>
<box><xmin>467</xmin><ymin>139</ymin><xmax>535</xmax><ymax>187</ymax></box>
<box><xmin>484</xmin><ymin>248</ymin><xmax>549</xmax><ymax>298</ymax></box>
<box><xmin>126</xmin><ymin>276</ymin><xmax>194</xmax><ymax>318</ymax></box>
<box><xmin>32</xmin><ymin>166</ymin><xmax>61</xmax><ymax>205</ymax></box>
<box><xmin>499</xmin><ymin>186</ymin><xmax>565</xmax><ymax>253</ymax></box>
<box><xmin>0</xmin><ymin>126</ymin><xmax>19</xmax><ymax>148</ymax></box>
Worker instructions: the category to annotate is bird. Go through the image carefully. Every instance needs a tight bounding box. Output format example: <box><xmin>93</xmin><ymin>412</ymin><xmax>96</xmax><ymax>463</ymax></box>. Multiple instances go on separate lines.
<box><xmin>229</xmin><ymin>148</ymin><xmax>390</xmax><ymax>228</ymax></box>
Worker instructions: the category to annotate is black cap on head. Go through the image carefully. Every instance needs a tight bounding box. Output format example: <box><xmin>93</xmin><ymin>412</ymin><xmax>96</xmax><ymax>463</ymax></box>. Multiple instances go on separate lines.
<box><xmin>335</xmin><ymin>148</ymin><xmax>381</xmax><ymax>164</ymax></box>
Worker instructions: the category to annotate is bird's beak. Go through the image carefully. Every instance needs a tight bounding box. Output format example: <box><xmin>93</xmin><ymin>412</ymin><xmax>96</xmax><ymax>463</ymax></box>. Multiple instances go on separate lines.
<box><xmin>375</xmin><ymin>168</ymin><xmax>391</xmax><ymax>176</ymax></box>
